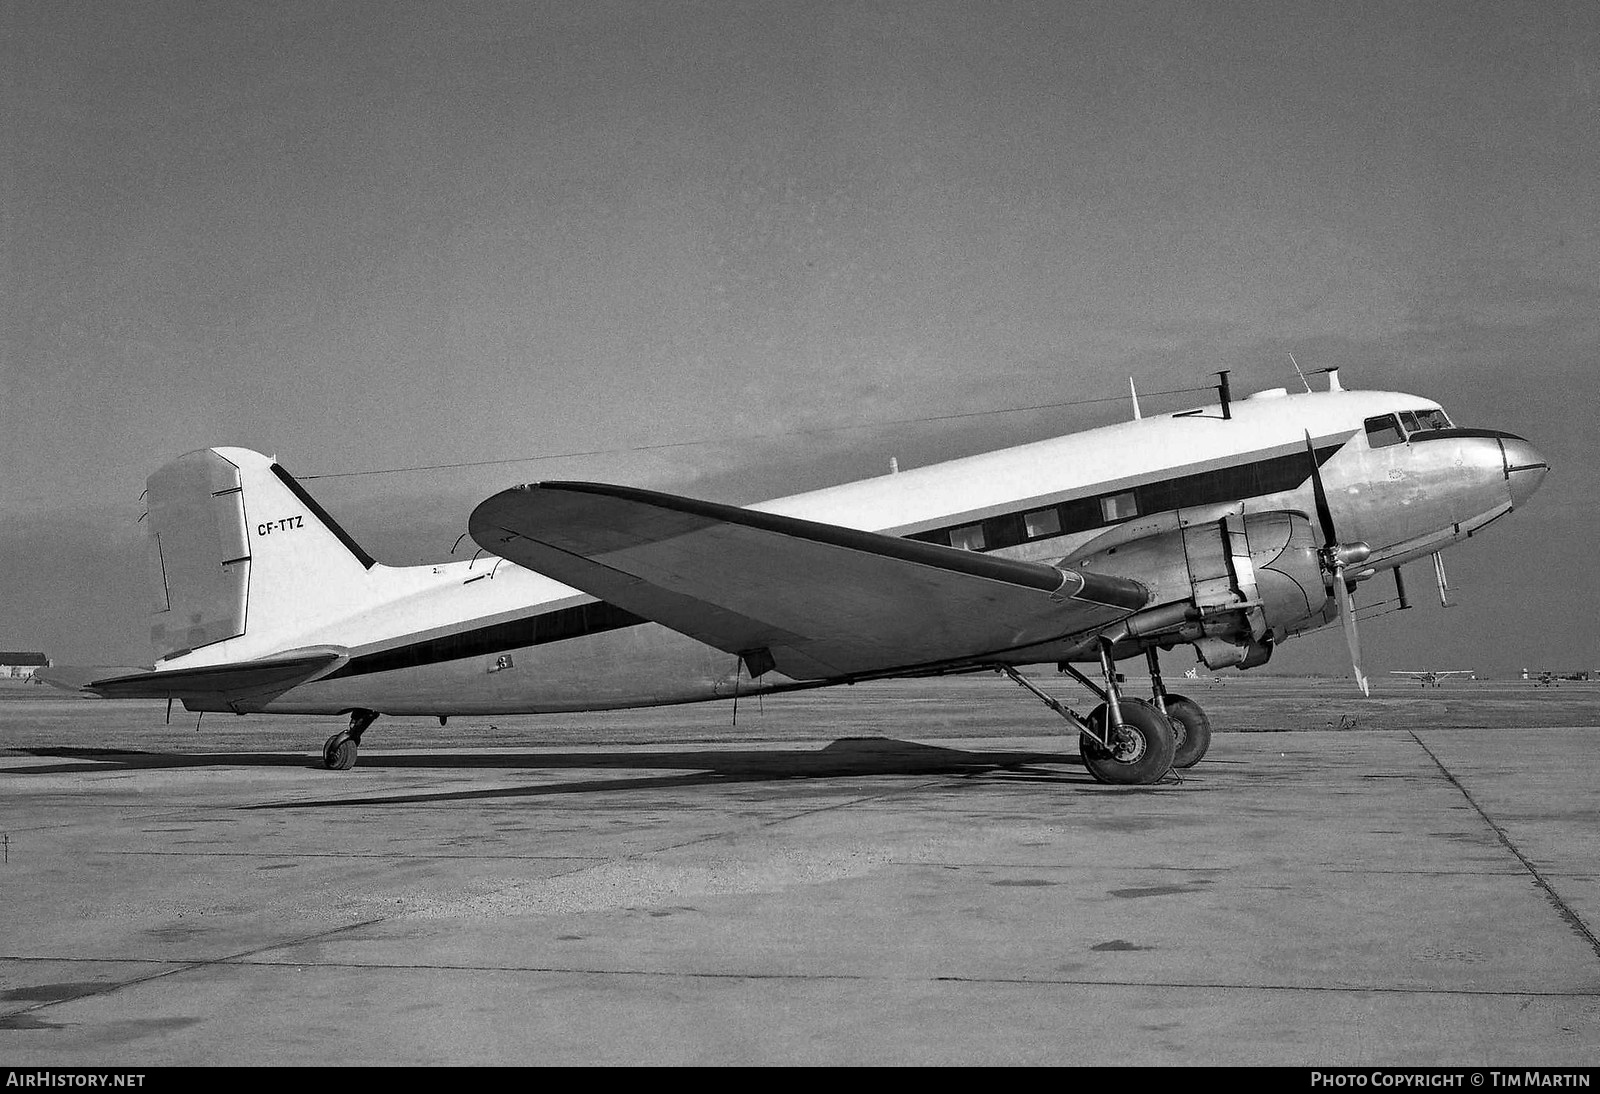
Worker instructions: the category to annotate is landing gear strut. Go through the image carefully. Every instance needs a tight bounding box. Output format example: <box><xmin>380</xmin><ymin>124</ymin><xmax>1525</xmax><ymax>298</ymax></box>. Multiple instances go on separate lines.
<box><xmin>1145</xmin><ymin>647</ymin><xmax>1212</xmax><ymax>769</ymax></box>
<box><xmin>322</xmin><ymin>709</ymin><xmax>378</xmax><ymax>771</ymax></box>
<box><xmin>1001</xmin><ymin>640</ymin><xmax>1177</xmax><ymax>785</ymax></box>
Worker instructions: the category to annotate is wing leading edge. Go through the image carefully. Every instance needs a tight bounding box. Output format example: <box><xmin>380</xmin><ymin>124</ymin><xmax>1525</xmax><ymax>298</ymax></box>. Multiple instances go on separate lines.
<box><xmin>468</xmin><ymin>482</ymin><xmax>1149</xmax><ymax>681</ymax></box>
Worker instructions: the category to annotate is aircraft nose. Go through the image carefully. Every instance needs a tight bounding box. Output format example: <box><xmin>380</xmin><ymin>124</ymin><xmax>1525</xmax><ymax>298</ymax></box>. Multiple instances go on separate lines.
<box><xmin>1500</xmin><ymin>435</ymin><xmax>1550</xmax><ymax>508</ymax></box>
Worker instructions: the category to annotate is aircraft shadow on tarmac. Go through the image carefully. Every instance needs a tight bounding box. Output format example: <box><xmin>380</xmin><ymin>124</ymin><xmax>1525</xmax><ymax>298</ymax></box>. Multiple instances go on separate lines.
<box><xmin>4</xmin><ymin>738</ymin><xmax>1101</xmax><ymax>805</ymax></box>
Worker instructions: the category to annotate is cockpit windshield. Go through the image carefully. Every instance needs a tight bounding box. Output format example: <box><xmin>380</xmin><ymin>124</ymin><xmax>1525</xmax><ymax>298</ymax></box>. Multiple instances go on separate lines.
<box><xmin>1365</xmin><ymin>407</ymin><xmax>1454</xmax><ymax>447</ymax></box>
<box><xmin>1403</xmin><ymin>407</ymin><xmax>1452</xmax><ymax>432</ymax></box>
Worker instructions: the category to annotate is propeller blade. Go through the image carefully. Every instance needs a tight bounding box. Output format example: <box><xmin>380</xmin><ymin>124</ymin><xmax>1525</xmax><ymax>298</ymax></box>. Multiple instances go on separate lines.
<box><xmin>1302</xmin><ymin>431</ymin><xmax>1367</xmax><ymax>694</ymax></box>
<box><xmin>1335</xmin><ymin>570</ymin><xmax>1369</xmax><ymax>696</ymax></box>
<box><xmin>1304</xmin><ymin>431</ymin><xmax>1338</xmax><ymax>548</ymax></box>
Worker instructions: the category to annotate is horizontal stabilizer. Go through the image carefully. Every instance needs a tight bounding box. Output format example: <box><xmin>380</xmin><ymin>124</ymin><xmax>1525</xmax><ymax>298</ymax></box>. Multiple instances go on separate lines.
<box><xmin>469</xmin><ymin>482</ymin><xmax>1147</xmax><ymax>681</ymax></box>
<box><xmin>41</xmin><ymin>647</ymin><xmax>349</xmax><ymax>701</ymax></box>
<box><xmin>36</xmin><ymin>665</ymin><xmax>150</xmax><ymax>693</ymax></box>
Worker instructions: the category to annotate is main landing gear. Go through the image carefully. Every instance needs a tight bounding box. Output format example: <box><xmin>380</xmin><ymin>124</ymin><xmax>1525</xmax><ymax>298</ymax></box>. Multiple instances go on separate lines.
<box><xmin>1143</xmin><ymin>646</ymin><xmax>1212</xmax><ymax>770</ymax></box>
<box><xmin>322</xmin><ymin>709</ymin><xmax>378</xmax><ymax>771</ymax></box>
<box><xmin>1000</xmin><ymin>642</ymin><xmax>1212</xmax><ymax>785</ymax></box>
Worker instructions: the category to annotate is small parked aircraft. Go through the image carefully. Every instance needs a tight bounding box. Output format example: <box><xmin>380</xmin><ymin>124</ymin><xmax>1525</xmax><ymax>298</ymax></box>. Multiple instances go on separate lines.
<box><xmin>1389</xmin><ymin>670</ymin><xmax>1476</xmax><ymax>687</ymax></box>
<box><xmin>43</xmin><ymin>370</ymin><xmax>1549</xmax><ymax>785</ymax></box>
<box><xmin>1182</xmin><ymin>667</ymin><xmax>1225</xmax><ymax>687</ymax></box>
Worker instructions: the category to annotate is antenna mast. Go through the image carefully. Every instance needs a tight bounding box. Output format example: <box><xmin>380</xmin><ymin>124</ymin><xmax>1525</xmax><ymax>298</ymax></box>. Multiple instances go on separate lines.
<box><xmin>1289</xmin><ymin>353</ymin><xmax>1311</xmax><ymax>392</ymax></box>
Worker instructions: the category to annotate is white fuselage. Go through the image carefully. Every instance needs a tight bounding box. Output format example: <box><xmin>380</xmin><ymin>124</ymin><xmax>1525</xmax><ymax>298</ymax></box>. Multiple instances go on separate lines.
<box><xmin>164</xmin><ymin>386</ymin><xmax>1544</xmax><ymax>716</ymax></box>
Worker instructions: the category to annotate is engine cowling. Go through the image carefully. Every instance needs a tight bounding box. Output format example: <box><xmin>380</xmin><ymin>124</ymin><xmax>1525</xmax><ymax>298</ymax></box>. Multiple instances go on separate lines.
<box><xmin>1066</xmin><ymin>512</ymin><xmax>1335</xmax><ymax>670</ymax></box>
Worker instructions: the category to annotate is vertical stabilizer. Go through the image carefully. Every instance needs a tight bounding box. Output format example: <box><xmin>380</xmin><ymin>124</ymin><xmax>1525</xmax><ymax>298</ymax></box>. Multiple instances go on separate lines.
<box><xmin>145</xmin><ymin>448</ymin><xmax>377</xmax><ymax>662</ymax></box>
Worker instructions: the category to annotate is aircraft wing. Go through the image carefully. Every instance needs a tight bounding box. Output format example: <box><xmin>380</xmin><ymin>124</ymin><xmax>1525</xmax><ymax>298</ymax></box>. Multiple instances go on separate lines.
<box><xmin>469</xmin><ymin>482</ymin><xmax>1150</xmax><ymax>681</ymax></box>
<box><xmin>39</xmin><ymin>647</ymin><xmax>349</xmax><ymax>701</ymax></box>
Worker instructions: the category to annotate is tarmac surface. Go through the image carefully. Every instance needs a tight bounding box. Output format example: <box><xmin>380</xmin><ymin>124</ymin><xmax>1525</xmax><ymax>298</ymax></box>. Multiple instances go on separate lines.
<box><xmin>2</xmin><ymin>676</ymin><xmax>1598</xmax><ymax>1066</ymax></box>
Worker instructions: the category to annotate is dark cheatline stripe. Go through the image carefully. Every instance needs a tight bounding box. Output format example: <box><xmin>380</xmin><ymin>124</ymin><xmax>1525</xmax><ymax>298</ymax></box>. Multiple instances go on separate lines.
<box><xmin>908</xmin><ymin>441</ymin><xmax>1344</xmax><ymax>551</ymax></box>
<box><xmin>321</xmin><ymin>601</ymin><xmax>646</xmax><ymax>680</ymax></box>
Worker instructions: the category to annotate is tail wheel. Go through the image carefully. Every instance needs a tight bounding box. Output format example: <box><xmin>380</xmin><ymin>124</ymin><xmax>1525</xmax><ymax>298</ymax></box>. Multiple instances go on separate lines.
<box><xmin>322</xmin><ymin>733</ymin><xmax>358</xmax><ymax>771</ymax></box>
<box><xmin>1079</xmin><ymin>698</ymin><xmax>1177</xmax><ymax>785</ymax></box>
<box><xmin>1161</xmin><ymin>693</ymin><xmax>1212</xmax><ymax>768</ymax></box>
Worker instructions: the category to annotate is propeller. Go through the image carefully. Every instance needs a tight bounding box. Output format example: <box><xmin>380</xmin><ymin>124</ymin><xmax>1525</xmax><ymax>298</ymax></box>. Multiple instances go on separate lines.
<box><xmin>1304</xmin><ymin>432</ymin><xmax>1372</xmax><ymax>696</ymax></box>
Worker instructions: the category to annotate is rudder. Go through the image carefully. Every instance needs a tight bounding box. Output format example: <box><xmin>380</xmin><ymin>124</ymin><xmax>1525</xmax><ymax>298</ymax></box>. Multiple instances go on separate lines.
<box><xmin>145</xmin><ymin>447</ymin><xmax>376</xmax><ymax>661</ymax></box>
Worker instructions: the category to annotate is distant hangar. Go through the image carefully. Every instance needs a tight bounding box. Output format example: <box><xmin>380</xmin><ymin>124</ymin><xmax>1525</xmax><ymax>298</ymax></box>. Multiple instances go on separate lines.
<box><xmin>0</xmin><ymin>652</ymin><xmax>51</xmax><ymax>679</ymax></box>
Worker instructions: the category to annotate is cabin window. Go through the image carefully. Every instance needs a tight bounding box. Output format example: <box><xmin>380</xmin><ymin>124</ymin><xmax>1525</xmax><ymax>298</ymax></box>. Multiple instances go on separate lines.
<box><xmin>1100</xmin><ymin>491</ymin><xmax>1137</xmax><ymax>522</ymax></box>
<box><xmin>1023</xmin><ymin>507</ymin><xmax>1061</xmax><ymax>539</ymax></box>
<box><xmin>1364</xmin><ymin>415</ymin><xmax>1404</xmax><ymax>448</ymax></box>
<box><xmin>948</xmin><ymin>523</ymin><xmax>986</xmax><ymax>551</ymax></box>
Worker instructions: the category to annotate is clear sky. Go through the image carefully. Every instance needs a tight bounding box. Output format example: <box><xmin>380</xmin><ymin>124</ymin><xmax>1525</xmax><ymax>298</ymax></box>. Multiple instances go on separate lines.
<box><xmin>4</xmin><ymin>1</ymin><xmax>1596</xmax><ymax>680</ymax></box>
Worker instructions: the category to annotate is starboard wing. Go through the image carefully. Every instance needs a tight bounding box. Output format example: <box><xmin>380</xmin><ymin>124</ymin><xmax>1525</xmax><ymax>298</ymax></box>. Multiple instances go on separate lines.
<box><xmin>468</xmin><ymin>483</ymin><xmax>1149</xmax><ymax>681</ymax></box>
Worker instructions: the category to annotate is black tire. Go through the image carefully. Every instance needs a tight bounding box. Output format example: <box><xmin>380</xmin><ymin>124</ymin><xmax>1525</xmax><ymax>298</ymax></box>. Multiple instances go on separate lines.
<box><xmin>1079</xmin><ymin>698</ymin><xmax>1177</xmax><ymax>785</ymax></box>
<box><xmin>1162</xmin><ymin>693</ymin><xmax>1212</xmax><ymax>768</ymax></box>
<box><xmin>1080</xmin><ymin>703</ymin><xmax>1110</xmax><ymax>783</ymax></box>
<box><xmin>322</xmin><ymin>733</ymin><xmax>358</xmax><ymax>771</ymax></box>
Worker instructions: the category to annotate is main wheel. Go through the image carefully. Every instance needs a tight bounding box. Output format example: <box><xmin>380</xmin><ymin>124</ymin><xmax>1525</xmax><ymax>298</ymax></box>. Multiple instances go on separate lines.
<box><xmin>1161</xmin><ymin>693</ymin><xmax>1212</xmax><ymax>768</ymax></box>
<box><xmin>1079</xmin><ymin>698</ymin><xmax>1177</xmax><ymax>785</ymax></box>
<box><xmin>322</xmin><ymin>732</ymin><xmax>358</xmax><ymax>771</ymax></box>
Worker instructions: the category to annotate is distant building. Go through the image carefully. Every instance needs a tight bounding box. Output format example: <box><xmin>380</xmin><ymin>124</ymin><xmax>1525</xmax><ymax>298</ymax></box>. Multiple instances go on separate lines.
<box><xmin>0</xmin><ymin>652</ymin><xmax>50</xmax><ymax>679</ymax></box>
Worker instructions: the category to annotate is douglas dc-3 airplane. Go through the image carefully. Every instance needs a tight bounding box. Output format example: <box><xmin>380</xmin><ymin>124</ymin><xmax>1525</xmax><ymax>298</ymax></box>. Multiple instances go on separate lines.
<box><xmin>1389</xmin><ymin>669</ymin><xmax>1476</xmax><ymax>687</ymax></box>
<box><xmin>44</xmin><ymin>370</ymin><xmax>1549</xmax><ymax>785</ymax></box>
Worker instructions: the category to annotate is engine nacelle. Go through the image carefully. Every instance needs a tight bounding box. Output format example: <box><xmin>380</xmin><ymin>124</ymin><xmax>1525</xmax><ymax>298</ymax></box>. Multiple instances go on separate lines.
<box><xmin>1066</xmin><ymin>512</ymin><xmax>1335</xmax><ymax>670</ymax></box>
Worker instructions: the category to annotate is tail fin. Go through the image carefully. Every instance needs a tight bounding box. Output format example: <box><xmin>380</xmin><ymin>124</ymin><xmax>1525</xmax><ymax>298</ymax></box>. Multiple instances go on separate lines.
<box><xmin>145</xmin><ymin>447</ymin><xmax>376</xmax><ymax>661</ymax></box>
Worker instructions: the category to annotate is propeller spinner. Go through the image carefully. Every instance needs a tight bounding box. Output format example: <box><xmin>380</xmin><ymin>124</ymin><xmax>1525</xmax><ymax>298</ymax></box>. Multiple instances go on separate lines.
<box><xmin>1305</xmin><ymin>432</ymin><xmax>1372</xmax><ymax>696</ymax></box>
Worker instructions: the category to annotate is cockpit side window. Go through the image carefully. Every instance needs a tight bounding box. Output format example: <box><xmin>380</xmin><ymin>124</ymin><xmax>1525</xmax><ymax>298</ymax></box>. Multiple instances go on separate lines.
<box><xmin>1415</xmin><ymin>407</ymin><xmax>1452</xmax><ymax>430</ymax></box>
<box><xmin>1364</xmin><ymin>414</ymin><xmax>1405</xmax><ymax>448</ymax></box>
<box><xmin>1399</xmin><ymin>411</ymin><xmax>1420</xmax><ymax>433</ymax></box>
